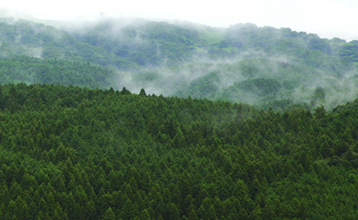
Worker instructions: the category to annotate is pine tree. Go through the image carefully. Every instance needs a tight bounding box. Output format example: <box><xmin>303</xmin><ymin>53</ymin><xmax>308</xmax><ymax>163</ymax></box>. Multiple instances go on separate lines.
<box><xmin>102</xmin><ymin>207</ymin><xmax>115</xmax><ymax>220</ymax></box>
<box><xmin>297</xmin><ymin>198</ymin><xmax>308</xmax><ymax>219</ymax></box>
<box><xmin>249</xmin><ymin>205</ymin><xmax>262</xmax><ymax>220</ymax></box>
<box><xmin>35</xmin><ymin>211</ymin><xmax>44</xmax><ymax>220</ymax></box>
<box><xmin>119</xmin><ymin>199</ymin><xmax>134</xmax><ymax>220</ymax></box>
<box><xmin>188</xmin><ymin>208</ymin><xmax>199</xmax><ymax>220</ymax></box>
<box><xmin>206</xmin><ymin>205</ymin><xmax>218</xmax><ymax>220</ymax></box>
<box><xmin>139</xmin><ymin>209</ymin><xmax>151</xmax><ymax>220</ymax></box>
<box><xmin>0</xmin><ymin>184</ymin><xmax>10</xmax><ymax>206</ymax></box>
<box><xmin>120</xmin><ymin>87</ymin><xmax>131</xmax><ymax>95</ymax></box>
<box><xmin>6</xmin><ymin>162</ymin><xmax>19</xmax><ymax>184</ymax></box>
<box><xmin>139</xmin><ymin>88</ymin><xmax>147</xmax><ymax>97</ymax></box>
<box><xmin>164</xmin><ymin>203</ymin><xmax>180</xmax><ymax>220</ymax></box>
<box><xmin>52</xmin><ymin>209</ymin><xmax>62</xmax><ymax>220</ymax></box>
<box><xmin>197</xmin><ymin>204</ymin><xmax>206</xmax><ymax>220</ymax></box>
<box><xmin>45</xmin><ymin>192</ymin><xmax>56</xmax><ymax>213</ymax></box>
<box><xmin>313</xmin><ymin>105</ymin><xmax>326</xmax><ymax>119</ymax></box>
<box><xmin>85</xmin><ymin>199</ymin><xmax>96</xmax><ymax>220</ymax></box>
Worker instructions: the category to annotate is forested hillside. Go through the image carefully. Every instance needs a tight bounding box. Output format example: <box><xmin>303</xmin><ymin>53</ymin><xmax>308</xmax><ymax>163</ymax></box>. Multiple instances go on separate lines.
<box><xmin>2</xmin><ymin>17</ymin><xmax>358</xmax><ymax>110</ymax></box>
<box><xmin>0</xmin><ymin>17</ymin><xmax>140</xmax><ymax>70</ymax></box>
<box><xmin>1</xmin><ymin>84</ymin><xmax>358</xmax><ymax>219</ymax></box>
<box><xmin>0</xmin><ymin>56</ymin><xmax>113</xmax><ymax>88</ymax></box>
<box><xmin>2</xmin><ymin>17</ymin><xmax>358</xmax><ymax>68</ymax></box>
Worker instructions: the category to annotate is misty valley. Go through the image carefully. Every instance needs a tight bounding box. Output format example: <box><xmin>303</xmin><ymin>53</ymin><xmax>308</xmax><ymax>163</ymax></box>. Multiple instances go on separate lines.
<box><xmin>1</xmin><ymin>16</ymin><xmax>358</xmax><ymax>219</ymax></box>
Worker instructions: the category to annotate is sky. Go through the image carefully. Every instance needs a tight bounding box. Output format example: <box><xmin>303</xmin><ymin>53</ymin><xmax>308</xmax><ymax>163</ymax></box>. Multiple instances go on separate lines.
<box><xmin>2</xmin><ymin>0</ymin><xmax>358</xmax><ymax>41</ymax></box>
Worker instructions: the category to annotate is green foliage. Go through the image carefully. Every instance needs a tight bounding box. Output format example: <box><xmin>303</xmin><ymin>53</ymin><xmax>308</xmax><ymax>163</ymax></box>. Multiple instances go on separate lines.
<box><xmin>69</xmin><ymin>19</ymin><xmax>203</xmax><ymax>67</ymax></box>
<box><xmin>2</xmin><ymin>17</ymin><xmax>357</xmax><ymax>70</ymax></box>
<box><xmin>337</xmin><ymin>40</ymin><xmax>358</xmax><ymax>62</ymax></box>
<box><xmin>0</xmin><ymin>56</ymin><xmax>114</xmax><ymax>88</ymax></box>
<box><xmin>2</xmin><ymin>18</ymin><xmax>358</xmax><ymax>220</ymax></box>
<box><xmin>2</xmin><ymin>17</ymin><xmax>358</xmax><ymax>111</ymax></box>
<box><xmin>0</xmin><ymin>17</ymin><xmax>139</xmax><ymax>70</ymax></box>
<box><xmin>0</xmin><ymin>83</ymin><xmax>357</xmax><ymax>219</ymax></box>
<box><xmin>178</xmin><ymin>71</ymin><xmax>220</xmax><ymax>99</ymax></box>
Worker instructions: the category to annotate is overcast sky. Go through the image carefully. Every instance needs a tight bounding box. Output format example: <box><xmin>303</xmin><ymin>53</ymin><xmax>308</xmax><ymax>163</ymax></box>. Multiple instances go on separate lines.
<box><xmin>2</xmin><ymin>0</ymin><xmax>358</xmax><ymax>41</ymax></box>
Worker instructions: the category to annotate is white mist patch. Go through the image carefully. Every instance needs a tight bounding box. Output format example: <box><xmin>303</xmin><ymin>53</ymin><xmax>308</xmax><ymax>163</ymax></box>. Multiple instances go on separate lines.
<box><xmin>323</xmin><ymin>78</ymin><xmax>358</xmax><ymax>110</ymax></box>
<box><xmin>14</xmin><ymin>33</ymin><xmax>22</xmax><ymax>44</ymax></box>
<box><xmin>30</xmin><ymin>47</ymin><xmax>42</xmax><ymax>58</ymax></box>
<box><xmin>110</xmin><ymin>51</ymin><xmax>300</xmax><ymax>98</ymax></box>
<box><xmin>156</xmin><ymin>42</ymin><xmax>161</xmax><ymax>58</ymax></box>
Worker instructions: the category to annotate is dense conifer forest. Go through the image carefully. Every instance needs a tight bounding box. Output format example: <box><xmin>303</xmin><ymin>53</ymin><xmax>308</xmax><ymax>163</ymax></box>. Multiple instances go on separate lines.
<box><xmin>1</xmin><ymin>84</ymin><xmax>358</xmax><ymax>219</ymax></box>
<box><xmin>0</xmin><ymin>56</ymin><xmax>113</xmax><ymax>88</ymax></box>
<box><xmin>1</xmin><ymin>16</ymin><xmax>358</xmax><ymax>219</ymax></box>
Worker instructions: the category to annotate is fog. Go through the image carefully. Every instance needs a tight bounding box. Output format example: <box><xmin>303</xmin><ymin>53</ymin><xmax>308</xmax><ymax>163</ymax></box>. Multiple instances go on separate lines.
<box><xmin>1</xmin><ymin>9</ymin><xmax>358</xmax><ymax>111</ymax></box>
<box><xmin>108</xmin><ymin>48</ymin><xmax>358</xmax><ymax>111</ymax></box>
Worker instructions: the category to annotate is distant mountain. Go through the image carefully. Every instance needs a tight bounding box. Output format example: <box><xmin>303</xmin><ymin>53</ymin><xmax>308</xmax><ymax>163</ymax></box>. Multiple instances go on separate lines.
<box><xmin>2</xmin><ymin>17</ymin><xmax>358</xmax><ymax>69</ymax></box>
<box><xmin>0</xmin><ymin>55</ymin><xmax>113</xmax><ymax>89</ymax></box>
<box><xmin>1</xmin><ymin>17</ymin><xmax>358</xmax><ymax>110</ymax></box>
<box><xmin>0</xmin><ymin>17</ymin><xmax>140</xmax><ymax>69</ymax></box>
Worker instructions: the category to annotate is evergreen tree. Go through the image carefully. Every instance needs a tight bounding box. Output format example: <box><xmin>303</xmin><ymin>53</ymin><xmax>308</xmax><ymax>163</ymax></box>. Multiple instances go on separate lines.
<box><xmin>102</xmin><ymin>207</ymin><xmax>115</xmax><ymax>220</ymax></box>
<box><xmin>139</xmin><ymin>88</ymin><xmax>147</xmax><ymax>97</ymax></box>
<box><xmin>139</xmin><ymin>209</ymin><xmax>152</xmax><ymax>220</ymax></box>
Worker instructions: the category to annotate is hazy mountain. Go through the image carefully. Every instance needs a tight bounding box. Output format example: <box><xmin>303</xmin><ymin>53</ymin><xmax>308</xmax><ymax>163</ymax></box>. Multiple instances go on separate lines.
<box><xmin>1</xmin><ymin>16</ymin><xmax>358</xmax><ymax>110</ymax></box>
<box><xmin>2</xmin><ymin>16</ymin><xmax>358</xmax><ymax>220</ymax></box>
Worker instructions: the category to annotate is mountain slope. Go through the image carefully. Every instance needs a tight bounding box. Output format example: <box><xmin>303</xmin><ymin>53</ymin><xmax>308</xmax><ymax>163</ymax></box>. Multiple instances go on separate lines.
<box><xmin>0</xmin><ymin>55</ymin><xmax>114</xmax><ymax>88</ymax></box>
<box><xmin>0</xmin><ymin>83</ymin><xmax>358</xmax><ymax>219</ymax></box>
<box><xmin>1</xmin><ymin>17</ymin><xmax>358</xmax><ymax>110</ymax></box>
<box><xmin>3</xmin><ymin>17</ymin><xmax>358</xmax><ymax>67</ymax></box>
<box><xmin>0</xmin><ymin>17</ymin><xmax>140</xmax><ymax>69</ymax></box>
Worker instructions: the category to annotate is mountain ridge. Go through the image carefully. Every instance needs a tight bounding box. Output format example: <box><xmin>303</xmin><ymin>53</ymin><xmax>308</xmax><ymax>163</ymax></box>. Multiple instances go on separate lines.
<box><xmin>1</xmin><ymin>16</ymin><xmax>358</xmax><ymax>110</ymax></box>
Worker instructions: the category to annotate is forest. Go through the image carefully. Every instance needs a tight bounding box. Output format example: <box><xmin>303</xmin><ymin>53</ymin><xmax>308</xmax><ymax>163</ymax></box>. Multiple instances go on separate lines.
<box><xmin>1</xmin><ymin>17</ymin><xmax>358</xmax><ymax>110</ymax></box>
<box><xmin>1</xmin><ymin>84</ymin><xmax>358</xmax><ymax>219</ymax></box>
<box><xmin>1</xmin><ymin>15</ymin><xmax>358</xmax><ymax>219</ymax></box>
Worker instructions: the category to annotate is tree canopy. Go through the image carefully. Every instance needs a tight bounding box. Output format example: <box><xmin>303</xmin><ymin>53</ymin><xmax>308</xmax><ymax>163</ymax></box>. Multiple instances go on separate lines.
<box><xmin>0</xmin><ymin>83</ymin><xmax>357</xmax><ymax>219</ymax></box>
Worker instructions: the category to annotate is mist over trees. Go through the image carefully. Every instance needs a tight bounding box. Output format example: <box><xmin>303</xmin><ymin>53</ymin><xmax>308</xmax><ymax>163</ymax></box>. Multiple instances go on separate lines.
<box><xmin>1</xmin><ymin>17</ymin><xmax>358</xmax><ymax>110</ymax></box>
<box><xmin>2</xmin><ymin>15</ymin><xmax>358</xmax><ymax>219</ymax></box>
